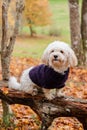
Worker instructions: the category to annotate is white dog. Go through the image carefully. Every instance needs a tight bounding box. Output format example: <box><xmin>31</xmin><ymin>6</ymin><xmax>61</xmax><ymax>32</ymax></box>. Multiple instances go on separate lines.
<box><xmin>8</xmin><ymin>41</ymin><xmax>78</xmax><ymax>100</ymax></box>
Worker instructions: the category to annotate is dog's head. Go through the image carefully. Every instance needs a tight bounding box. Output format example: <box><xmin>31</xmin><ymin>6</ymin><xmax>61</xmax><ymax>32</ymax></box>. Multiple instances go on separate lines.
<box><xmin>42</xmin><ymin>41</ymin><xmax>78</xmax><ymax>73</ymax></box>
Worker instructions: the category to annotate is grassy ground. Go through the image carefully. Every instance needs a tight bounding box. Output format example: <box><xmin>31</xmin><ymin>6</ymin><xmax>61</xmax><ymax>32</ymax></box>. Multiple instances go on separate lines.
<box><xmin>13</xmin><ymin>0</ymin><xmax>71</xmax><ymax>58</ymax></box>
<box><xmin>49</xmin><ymin>0</ymin><xmax>70</xmax><ymax>37</ymax></box>
<box><xmin>13</xmin><ymin>36</ymin><xmax>58</xmax><ymax>58</ymax></box>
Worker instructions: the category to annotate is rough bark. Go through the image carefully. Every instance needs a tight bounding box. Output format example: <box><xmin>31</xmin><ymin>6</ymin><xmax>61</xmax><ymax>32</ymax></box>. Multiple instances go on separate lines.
<box><xmin>1</xmin><ymin>0</ymin><xmax>12</xmax><ymax>124</ymax></box>
<box><xmin>0</xmin><ymin>82</ymin><xmax>87</xmax><ymax>129</ymax></box>
<box><xmin>81</xmin><ymin>0</ymin><xmax>87</xmax><ymax>66</ymax></box>
<box><xmin>68</xmin><ymin>0</ymin><xmax>83</xmax><ymax>65</ymax></box>
<box><xmin>1</xmin><ymin>0</ymin><xmax>24</xmax><ymax>80</ymax></box>
<box><xmin>1</xmin><ymin>0</ymin><xmax>24</xmax><ymax>125</ymax></box>
<box><xmin>1</xmin><ymin>0</ymin><xmax>10</xmax><ymax>80</ymax></box>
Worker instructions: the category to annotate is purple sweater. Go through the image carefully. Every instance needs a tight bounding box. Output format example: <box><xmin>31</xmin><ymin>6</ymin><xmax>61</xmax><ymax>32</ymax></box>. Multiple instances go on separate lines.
<box><xmin>29</xmin><ymin>64</ymin><xmax>69</xmax><ymax>89</ymax></box>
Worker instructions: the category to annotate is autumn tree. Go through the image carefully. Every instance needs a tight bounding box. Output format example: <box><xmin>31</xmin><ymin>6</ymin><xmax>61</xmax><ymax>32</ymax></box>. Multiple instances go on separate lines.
<box><xmin>1</xmin><ymin>0</ymin><xmax>24</xmax><ymax>126</ymax></box>
<box><xmin>68</xmin><ymin>0</ymin><xmax>87</xmax><ymax>66</ymax></box>
<box><xmin>24</xmin><ymin>0</ymin><xmax>51</xmax><ymax>36</ymax></box>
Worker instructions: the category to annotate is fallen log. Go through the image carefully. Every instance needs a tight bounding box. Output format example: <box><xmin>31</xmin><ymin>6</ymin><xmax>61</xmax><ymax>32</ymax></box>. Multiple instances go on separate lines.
<box><xmin>0</xmin><ymin>81</ymin><xmax>87</xmax><ymax>129</ymax></box>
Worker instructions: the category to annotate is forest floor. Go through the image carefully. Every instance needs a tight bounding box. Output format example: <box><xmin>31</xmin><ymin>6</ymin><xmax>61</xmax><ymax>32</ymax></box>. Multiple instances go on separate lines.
<box><xmin>0</xmin><ymin>57</ymin><xmax>87</xmax><ymax>130</ymax></box>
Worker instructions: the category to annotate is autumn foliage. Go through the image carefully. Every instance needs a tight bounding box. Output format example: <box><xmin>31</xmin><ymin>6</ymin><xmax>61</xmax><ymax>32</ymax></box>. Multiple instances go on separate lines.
<box><xmin>24</xmin><ymin>0</ymin><xmax>51</xmax><ymax>26</ymax></box>
<box><xmin>24</xmin><ymin>0</ymin><xmax>51</xmax><ymax>36</ymax></box>
<box><xmin>0</xmin><ymin>57</ymin><xmax>87</xmax><ymax>129</ymax></box>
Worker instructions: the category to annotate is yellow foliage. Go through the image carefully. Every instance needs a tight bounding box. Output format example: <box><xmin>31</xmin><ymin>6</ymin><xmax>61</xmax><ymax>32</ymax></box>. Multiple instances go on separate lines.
<box><xmin>24</xmin><ymin>0</ymin><xmax>52</xmax><ymax>27</ymax></box>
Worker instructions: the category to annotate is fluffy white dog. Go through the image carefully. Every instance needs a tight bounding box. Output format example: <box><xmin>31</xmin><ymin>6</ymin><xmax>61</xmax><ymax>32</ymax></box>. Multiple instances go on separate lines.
<box><xmin>8</xmin><ymin>41</ymin><xmax>78</xmax><ymax>100</ymax></box>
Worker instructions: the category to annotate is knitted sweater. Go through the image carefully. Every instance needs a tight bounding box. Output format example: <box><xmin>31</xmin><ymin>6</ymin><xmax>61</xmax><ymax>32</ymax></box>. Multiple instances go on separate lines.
<box><xmin>29</xmin><ymin>64</ymin><xmax>69</xmax><ymax>89</ymax></box>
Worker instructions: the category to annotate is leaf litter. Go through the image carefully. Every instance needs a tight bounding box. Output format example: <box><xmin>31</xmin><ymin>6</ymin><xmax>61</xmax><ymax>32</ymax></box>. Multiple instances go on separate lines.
<box><xmin>0</xmin><ymin>57</ymin><xmax>87</xmax><ymax>130</ymax></box>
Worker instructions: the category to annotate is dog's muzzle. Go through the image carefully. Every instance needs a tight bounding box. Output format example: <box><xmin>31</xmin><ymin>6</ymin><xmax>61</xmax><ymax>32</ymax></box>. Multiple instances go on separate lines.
<box><xmin>53</xmin><ymin>55</ymin><xmax>58</xmax><ymax>61</ymax></box>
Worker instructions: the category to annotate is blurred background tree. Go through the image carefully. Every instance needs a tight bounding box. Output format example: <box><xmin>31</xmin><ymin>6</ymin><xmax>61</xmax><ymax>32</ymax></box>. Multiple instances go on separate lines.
<box><xmin>81</xmin><ymin>0</ymin><xmax>87</xmax><ymax>66</ymax></box>
<box><xmin>24</xmin><ymin>0</ymin><xmax>51</xmax><ymax>36</ymax></box>
<box><xmin>68</xmin><ymin>0</ymin><xmax>87</xmax><ymax>66</ymax></box>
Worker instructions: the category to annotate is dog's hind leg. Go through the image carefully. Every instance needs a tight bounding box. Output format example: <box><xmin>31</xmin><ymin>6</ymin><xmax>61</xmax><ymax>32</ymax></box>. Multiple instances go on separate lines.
<box><xmin>8</xmin><ymin>76</ymin><xmax>21</xmax><ymax>90</ymax></box>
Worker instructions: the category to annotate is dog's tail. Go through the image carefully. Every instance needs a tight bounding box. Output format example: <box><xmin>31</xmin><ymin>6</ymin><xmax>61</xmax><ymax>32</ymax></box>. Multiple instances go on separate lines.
<box><xmin>8</xmin><ymin>76</ymin><xmax>21</xmax><ymax>90</ymax></box>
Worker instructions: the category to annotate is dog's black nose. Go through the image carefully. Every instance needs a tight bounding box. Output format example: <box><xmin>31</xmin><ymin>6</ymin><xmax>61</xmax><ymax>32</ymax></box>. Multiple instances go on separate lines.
<box><xmin>54</xmin><ymin>55</ymin><xmax>58</xmax><ymax>59</ymax></box>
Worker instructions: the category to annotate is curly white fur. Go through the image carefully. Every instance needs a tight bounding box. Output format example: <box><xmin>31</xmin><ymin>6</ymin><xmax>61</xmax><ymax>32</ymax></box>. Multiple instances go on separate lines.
<box><xmin>42</xmin><ymin>41</ymin><xmax>77</xmax><ymax>73</ymax></box>
<box><xmin>8</xmin><ymin>41</ymin><xmax>78</xmax><ymax>100</ymax></box>
<box><xmin>9</xmin><ymin>68</ymin><xmax>37</xmax><ymax>95</ymax></box>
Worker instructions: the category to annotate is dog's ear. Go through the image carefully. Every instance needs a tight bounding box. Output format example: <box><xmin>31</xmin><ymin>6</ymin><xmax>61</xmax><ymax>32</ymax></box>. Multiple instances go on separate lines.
<box><xmin>68</xmin><ymin>48</ymin><xmax>78</xmax><ymax>67</ymax></box>
<box><xmin>41</xmin><ymin>49</ymin><xmax>49</xmax><ymax>65</ymax></box>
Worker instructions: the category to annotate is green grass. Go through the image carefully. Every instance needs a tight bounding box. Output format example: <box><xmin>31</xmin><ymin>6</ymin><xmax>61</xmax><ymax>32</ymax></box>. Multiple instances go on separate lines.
<box><xmin>13</xmin><ymin>36</ymin><xmax>58</xmax><ymax>58</ymax></box>
<box><xmin>51</xmin><ymin>1</ymin><xmax>70</xmax><ymax>40</ymax></box>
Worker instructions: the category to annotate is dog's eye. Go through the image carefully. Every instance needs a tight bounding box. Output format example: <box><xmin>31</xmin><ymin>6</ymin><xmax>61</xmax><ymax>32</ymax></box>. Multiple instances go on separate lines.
<box><xmin>51</xmin><ymin>50</ymin><xmax>54</xmax><ymax>53</ymax></box>
<box><xmin>60</xmin><ymin>50</ymin><xmax>64</xmax><ymax>54</ymax></box>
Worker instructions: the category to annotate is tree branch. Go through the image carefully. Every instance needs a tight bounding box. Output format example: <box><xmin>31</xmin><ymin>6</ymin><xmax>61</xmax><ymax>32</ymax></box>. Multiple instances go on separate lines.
<box><xmin>7</xmin><ymin>0</ymin><xmax>24</xmax><ymax>56</ymax></box>
<box><xmin>0</xmin><ymin>83</ymin><xmax>87</xmax><ymax>129</ymax></box>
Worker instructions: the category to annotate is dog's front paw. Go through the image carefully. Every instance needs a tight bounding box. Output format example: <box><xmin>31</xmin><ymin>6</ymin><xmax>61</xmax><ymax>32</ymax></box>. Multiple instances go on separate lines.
<box><xmin>45</xmin><ymin>93</ymin><xmax>56</xmax><ymax>100</ymax></box>
<box><xmin>32</xmin><ymin>88</ymin><xmax>38</xmax><ymax>96</ymax></box>
<box><xmin>43</xmin><ymin>88</ymin><xmax>57</xmax><ymax>100</ymax></box>
<box><xmin>57</xmin><ymin>89</ymin><xmax>64</xmax><ymax>97</ymax></box>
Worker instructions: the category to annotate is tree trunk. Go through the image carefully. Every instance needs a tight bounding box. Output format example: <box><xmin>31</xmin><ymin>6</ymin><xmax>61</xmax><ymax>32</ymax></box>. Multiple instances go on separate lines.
<box><xmin>0</xmin><ymin>86</ymin><xmax>87</xmax><ymax>129</ymax></box>
<box><xmin>1</xmin><ymin>0</ymin><xmax>12</xmax><ymax>125</ymax></box>
<box><xmin>1</xmin><ymin>0</ymin><xmax>24</xmax><ymax>126</ymax></box>
<box><xmin>29</xmin><ymin>25</ymin><xmax>34</xmax><ymax>37</ymax></box>
<box><xmin>68</xmin><ymin>0</ymin><xmax>83</xmax><ymax>65</ymax></box>
<box><xmin>1</xmin><ymin>0</ymin><xmax>10</xmax><ymax>80</ymax></box>
<box><xmin>27</xmin><ymin>18</ymin><xmax>35</xmax><ymax>37</ymax></box>
<box><xmin>81</xmin><ymin>0</ymin><xmax>87</xmax><ymax>66</ymax></box>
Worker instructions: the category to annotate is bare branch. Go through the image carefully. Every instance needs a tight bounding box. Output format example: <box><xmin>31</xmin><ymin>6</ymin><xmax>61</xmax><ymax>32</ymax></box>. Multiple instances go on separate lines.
<box><xmin>7</xmin><ymin>0</ymin><xmax>24</xmax><ymax>56</ymax></box>
<box><xmin>1</xmin><ymin>0</ymin><xmax>24</xmax><ymax>80</ymax></box>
